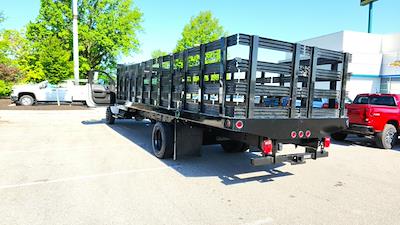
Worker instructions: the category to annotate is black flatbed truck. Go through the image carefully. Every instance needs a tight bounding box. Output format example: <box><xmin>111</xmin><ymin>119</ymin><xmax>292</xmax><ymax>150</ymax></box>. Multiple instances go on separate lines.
<box><xmin>107</xmin><ymin>33</ymin><xmax>350</xmax><ymax>166</ymax></box>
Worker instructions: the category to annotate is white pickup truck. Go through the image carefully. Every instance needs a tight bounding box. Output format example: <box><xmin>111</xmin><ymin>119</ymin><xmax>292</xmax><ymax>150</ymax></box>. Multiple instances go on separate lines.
<box><xmin>10</xmin><ymin>72</ymin><xmax>116</xmax><ymax>107</ymax></box>
<box><xmin>10</xmin><ymin>80</ymin><xmax>88</xmax><ymax>106</ymax></box>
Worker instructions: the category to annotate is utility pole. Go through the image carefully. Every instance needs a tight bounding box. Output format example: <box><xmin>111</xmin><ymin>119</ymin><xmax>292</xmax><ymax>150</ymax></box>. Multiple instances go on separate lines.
<box><xmin>72</xmin><ymin>0</ymin><xmax>79</xmax><ymax>84</ymax></box>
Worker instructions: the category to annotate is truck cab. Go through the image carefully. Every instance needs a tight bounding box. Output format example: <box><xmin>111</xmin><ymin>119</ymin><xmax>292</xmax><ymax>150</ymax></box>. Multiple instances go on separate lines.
<box><xmin>332</xmin><ymin>93</ymin><xmax>400</xmax><ymax>149</ymax></box>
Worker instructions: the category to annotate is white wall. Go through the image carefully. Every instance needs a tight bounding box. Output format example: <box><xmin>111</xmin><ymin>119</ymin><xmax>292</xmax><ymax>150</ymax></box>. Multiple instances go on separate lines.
<box><xmin>299</xmin><ymin>31</ymin><xmax>400</xmax><ymax>97</ymax></box>
<box><xmin>381</xmin><ymin>33</ymin><xmax>400</xmax><ymax>75</ymax></box>
<box><xmin>342</xmin><ymin>31</ymin><xmax>383</xmax><ymax>76</ymax></box>
<box><xmin>300</xmin><ymin>31</ymin><xmax>384</xmax><ymax>76</ymax></box>
<box><xmin>389</xmin><ymin>80</ymin><xmax>400</xmax><ymax>94</ymax></box>
<box><xmin>300</xmin><ymin>31</ymin><xmax>344</xmax><ymax>51</ymax></box>
<box><xmin>347</xmin><ymin>76</ymin><xmax>381</xmax><ymax>99</ymax></box>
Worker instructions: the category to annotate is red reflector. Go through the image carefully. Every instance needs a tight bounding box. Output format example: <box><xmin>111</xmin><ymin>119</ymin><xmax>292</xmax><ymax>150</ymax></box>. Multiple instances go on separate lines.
<box><xmin>305</xmin><ymin>130</ymin><xmax>311</xmax><ymax>138</ymax></box>
<box><xmin>291</xmin><ymin>131</ymin><xmax>297</xmax><ymax>138</ymax></box>
<box><xmin>235</xmin><ymin>120</ymin><xmax>244</xmax><ymax>129</ymax></box>
<box><xmin>298</xmin><ymin>131</ymin><xmax>304</xmax><ymax>138</ymax></box>
<box><xmin>262</xmin><ymin>139</ymin><xmax>273</xmax><ymax>155</ymax></box>
<box><xmin>324</xmin><ymin>137</ymin><xmax>331</xmax><ymax>148</ymax></box>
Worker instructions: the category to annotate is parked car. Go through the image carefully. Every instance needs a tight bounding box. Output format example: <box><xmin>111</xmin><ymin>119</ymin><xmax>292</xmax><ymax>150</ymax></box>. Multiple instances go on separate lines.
<box><xmin>331</xmin><ymin>93</ymin><xmax>400</xmax><ymax>149</ymax></box>
<box><xmin>321</xmin><ymin>97</ymin><xmax>353</xmax><ymax>109</ymax></box>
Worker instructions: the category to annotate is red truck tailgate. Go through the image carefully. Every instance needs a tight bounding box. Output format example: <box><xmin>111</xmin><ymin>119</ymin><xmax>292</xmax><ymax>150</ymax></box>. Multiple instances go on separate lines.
<box><xmin>347</xmin><ymin>103</ymin><xmax>369</xmax><ymax>125</ymax></box>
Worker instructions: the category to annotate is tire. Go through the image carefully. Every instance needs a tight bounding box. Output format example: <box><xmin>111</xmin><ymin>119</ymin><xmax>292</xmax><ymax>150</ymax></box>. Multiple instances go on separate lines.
<box><xmin>152</xmin><ymin>122</ymin><xmax>174</xmax><ymax>159</ymax></box>
<box><xmin>331</xmin><ymin>132</ymin><xmax>348</xmax><ymax>141</ymax></box>
<box><xmin>105</xmin><ymin>106</ymin><xmax>115</xmax><ymax>125</ymax></box>
<box><xmin>375</xmin><ymin>124</ymin><xmax>398</xmax><ymax>149</ymax></box>
<box><xmin>19</xmin><ymin>95</ymin><xmax>34</xmax><ymax>106</ymax></box>
<box><xmin>221</xmin><ymin>141</ymin><xmax>249</xmax><ymax>153</ymax></box>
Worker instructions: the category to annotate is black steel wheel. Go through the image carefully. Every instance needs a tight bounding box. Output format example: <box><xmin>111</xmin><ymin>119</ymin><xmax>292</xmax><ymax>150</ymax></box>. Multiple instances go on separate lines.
<box><xmin>331</xmin><ymin>132</ymin><xmax>348</xmax><ymax>141</ymax></box>
<box><xmin>152</xmin><ymin>122</ymin><xmax>174</xmax><ymax>159</ymax></box>
<box><xmin>375</xmin><ymin>124</ymin><xmax>398</xmax><ymax>149</ymax></box>
<box><xmin>105</xmin><ymin>106</ymin><xmax>115</xmax><ymax>125</ymax></box>
<box><xmin>221</xmin><ymin>141</ymin><xmax>249</xmax><ymax>153</ymax></box>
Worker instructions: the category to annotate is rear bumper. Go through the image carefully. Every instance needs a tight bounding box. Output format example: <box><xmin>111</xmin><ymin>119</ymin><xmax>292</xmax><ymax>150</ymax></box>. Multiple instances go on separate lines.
<box><xmin>345</xmin><ymin>124</ymin><xmax>374</xmax><ymax>135</ymax></box>
<box><xmin>251</xmin><ymin>150</ymin><xmax>328</xmax><ymax>166</ymax></box>
<box><xmin>240</xmin><ymin>118</ymin><xmax>347</xmax><ymax>140</ymax></box>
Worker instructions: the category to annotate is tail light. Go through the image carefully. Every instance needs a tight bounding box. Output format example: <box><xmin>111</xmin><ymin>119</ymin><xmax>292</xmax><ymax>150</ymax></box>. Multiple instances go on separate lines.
<box><xmin>323</xmin><ymin>137</ymin><xmax>331</xmax><ymax>148</ymax></box>
<box><xmin>298</xmin><ymin>131</ymin><xmax>304</xmax><ymax>138</ymax></box>
<box><xmin>364</xmin><ymin>108</ymin><xmax>370</xmax><ymax>122</ymax></box>
<box><xmin>262</xmin><ymin>139</ymin><xmax>273</xmax><ymax>155</ymax></box>
<box><xmin>323</xmin><ymin>103</ymin><xmax>339</xmax><ymax>109</ymax></box>
<box><xmin>291</xmin><ymin>131</ymin><xmax>297</xmax><ymax>138</ymax></box>
<box><xmin>305</xmin><ymin>130</ymin><xmax>311</xmax><ymax>138</ymax></box>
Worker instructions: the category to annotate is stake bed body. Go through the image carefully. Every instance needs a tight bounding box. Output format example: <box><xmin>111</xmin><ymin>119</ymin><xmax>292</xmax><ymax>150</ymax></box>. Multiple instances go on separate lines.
<box><xmin>110</xmin><ymin>33</ymin><xmax>350</xmax><ymax>165</ymax></box>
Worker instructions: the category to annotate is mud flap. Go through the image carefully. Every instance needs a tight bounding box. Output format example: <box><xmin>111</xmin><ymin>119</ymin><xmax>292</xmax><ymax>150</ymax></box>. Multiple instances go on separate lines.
<box><xmin>173</xmin><ymin>121</ymin><xmax>203</xmax><ymax>160</ymax></box>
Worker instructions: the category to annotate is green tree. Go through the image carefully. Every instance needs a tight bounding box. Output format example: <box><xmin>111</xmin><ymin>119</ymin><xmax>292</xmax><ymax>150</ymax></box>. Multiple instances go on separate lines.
<box><xmin>26</xmin><ymin>0</ymin><xmax>143</xmax><ymax>83</ymax></box>
<box><xmin>175</xmin><ymin>11</ymin><xmax>225</xmax><ymax>53</ymax></box>
<box><xmin>0</xmin><ymin>14</ymin><xmax>26</xmax><ymax>95</ymax></box>
<box><xmin>151</xmin><ymin>49</ymin><xmax>167</xmax><ymax>59</ymax></box>
<box><xmin>174</xmin><ymin>11</ymin><xmax>226</xmax><ymax>82</ymax></box>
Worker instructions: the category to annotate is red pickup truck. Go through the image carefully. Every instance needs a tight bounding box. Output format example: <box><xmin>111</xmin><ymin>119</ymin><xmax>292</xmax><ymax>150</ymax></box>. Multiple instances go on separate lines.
<box><xmin>332</xmin><ymin>94</ymin><xmax>400</xmax><ymax>149</ymax></box>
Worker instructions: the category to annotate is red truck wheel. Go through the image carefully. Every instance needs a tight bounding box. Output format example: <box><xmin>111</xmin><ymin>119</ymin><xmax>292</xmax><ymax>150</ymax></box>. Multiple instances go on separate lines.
<box><xmin>375</xmin><ymin>124</ymin><xmax>398</xmax><ymax>149</ymax></box>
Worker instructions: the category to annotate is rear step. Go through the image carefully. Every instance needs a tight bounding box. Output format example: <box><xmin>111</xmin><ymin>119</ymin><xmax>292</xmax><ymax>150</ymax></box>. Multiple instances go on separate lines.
<box><xmin>251</xmin><ymin>151</ymin><xmax>328</xmax><ymax>166</ymax></box>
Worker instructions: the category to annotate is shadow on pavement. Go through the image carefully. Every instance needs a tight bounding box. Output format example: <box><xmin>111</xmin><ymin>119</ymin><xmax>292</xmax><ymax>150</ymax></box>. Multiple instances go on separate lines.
<box><xmin>82</xmin><ymin>119</ymin><xmax>293</xmax><ymax>185</ymax></box>
<box><xmin>332</xmin><ymin>135</ymin><xmax>400</xmax><ymax>152</ymax></box>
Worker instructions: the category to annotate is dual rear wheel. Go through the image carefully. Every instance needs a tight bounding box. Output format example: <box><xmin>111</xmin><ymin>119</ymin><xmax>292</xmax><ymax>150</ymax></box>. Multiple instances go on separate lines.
<box><xmin>151</xmin><ymin>122</ymin><xmax>249</xmax><ymax>159</ymax></box>
<box><xmin>152</xmin><ymin>122</ymin><xmax>174</xmax><ymax>159</ymax></box>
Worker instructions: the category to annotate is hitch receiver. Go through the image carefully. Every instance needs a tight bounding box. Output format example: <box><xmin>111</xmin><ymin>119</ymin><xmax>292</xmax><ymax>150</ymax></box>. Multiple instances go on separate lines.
<box><xmin>251</xmin><ymin>151</ymin><xmax>328</xmax><ymax>166</ymax></box>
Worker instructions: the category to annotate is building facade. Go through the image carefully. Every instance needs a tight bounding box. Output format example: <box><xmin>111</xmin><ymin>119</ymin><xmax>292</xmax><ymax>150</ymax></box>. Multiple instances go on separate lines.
<box><xmin>300</xmin><ymin>31</ymin><xmax>400</xmax><ymax>100</ymax></box>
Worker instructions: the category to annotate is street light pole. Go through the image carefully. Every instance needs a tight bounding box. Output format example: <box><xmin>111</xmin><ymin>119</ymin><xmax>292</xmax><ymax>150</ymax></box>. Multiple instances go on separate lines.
<box><xmin>72</xmin><ymin>0</ymin><xmax>79</xmax><ymax>84</ymax></box>
<box><xmin>368</xmin><ymin>2</ymin><xmax>374</xmax><ymax>33</ymax></box>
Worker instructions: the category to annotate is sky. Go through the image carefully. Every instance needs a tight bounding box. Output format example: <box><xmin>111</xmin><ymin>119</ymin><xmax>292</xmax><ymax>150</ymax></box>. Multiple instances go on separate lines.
<box><xmin>1</xmin><ymin>0</ymin><xmax>400</xmax><ymax>63</ymax></box>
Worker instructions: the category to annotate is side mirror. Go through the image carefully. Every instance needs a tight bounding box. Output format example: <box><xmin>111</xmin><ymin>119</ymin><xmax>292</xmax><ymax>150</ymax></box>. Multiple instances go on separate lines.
<box><xmin>39</xmin><ymin>84</ymin><xmax>46</xmax><ymax>89</ymax></box>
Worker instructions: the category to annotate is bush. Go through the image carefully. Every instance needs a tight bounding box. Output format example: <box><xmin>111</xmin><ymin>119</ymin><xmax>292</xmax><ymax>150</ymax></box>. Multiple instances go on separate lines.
<box><xmin>0</xmin><ymin>80</ymin><xmax>12</xmax><ymax>96</ymax></box>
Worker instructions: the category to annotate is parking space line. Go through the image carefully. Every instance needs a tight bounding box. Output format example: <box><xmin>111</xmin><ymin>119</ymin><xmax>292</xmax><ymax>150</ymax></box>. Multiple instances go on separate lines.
<box><xmin>244</xmin><ymin>218</ymin><xmax>274</xmax><ymax>225</ymax></box>
<box><xmin>0</xmin><ymin>146</ymin><xmax>128</xmax><ymax>154</ymax></box>
<box><xmin>0</xmin><ymin>166</ymin><xmax>170</xmax><ymax>190</ymax></box>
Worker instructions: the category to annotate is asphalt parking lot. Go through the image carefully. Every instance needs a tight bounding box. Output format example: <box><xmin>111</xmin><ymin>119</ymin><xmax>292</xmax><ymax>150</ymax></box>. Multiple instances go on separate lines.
<box><xmin>0</xmin><ymin>108</ymin><xmax>399</xmax><ymax>225</ymax></box>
